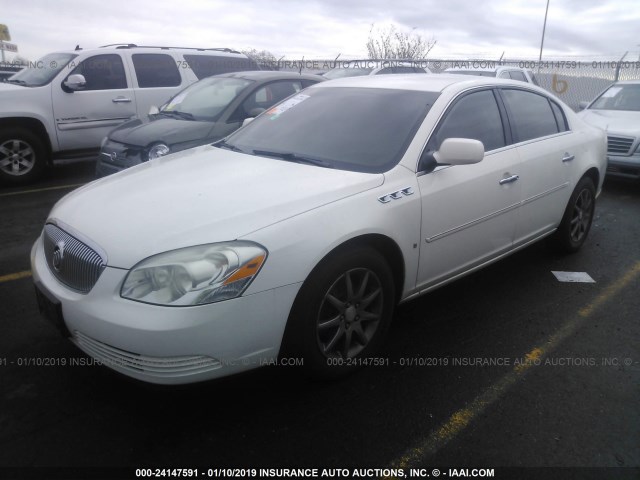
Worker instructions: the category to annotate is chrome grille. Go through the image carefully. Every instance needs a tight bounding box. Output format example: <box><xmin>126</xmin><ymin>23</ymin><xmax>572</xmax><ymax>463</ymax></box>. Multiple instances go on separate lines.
<box><xmin>607</xmin><ymin>135</ymin><xmax>635</xmax><ymax>155</ymax></box>
<box><xmin>73</xmin><ymin>331</ymin><xmax>221</xmax><ymax>377</ymax></box>
<box><xmin>43</xmin><ymin>224</ymin><xmax>106</xmax><ymax>293</ymax></box>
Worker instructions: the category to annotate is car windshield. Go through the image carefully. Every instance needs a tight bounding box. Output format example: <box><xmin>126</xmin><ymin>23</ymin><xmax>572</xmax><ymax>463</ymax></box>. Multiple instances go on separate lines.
<box><xmin>221</xmin><ymin>86</ymin><xmax>439</xmax><ymax>173</ymax></box>
<box><xmin>323</xmin><ymin>67</ymin><xmax>375</xmax><ymax>79</ymax></box>
<box><xmin>161</xmin><ymin>77</ymin><xmax>253</xmax><ymax>121</ymax></box>
<box><xmin>446</xmin><ymin>70</ymin><xmax>497</xmax><ymax>77</ymax></box>
<box><xmin>590</xmin><ymin>84</ymin><xmax>640</xmax><ymax>111</ymax></box>
<box><xmin>8</xmin><ymin>53</ymin><xmax>77</xmax><ymax>87</ymax></box>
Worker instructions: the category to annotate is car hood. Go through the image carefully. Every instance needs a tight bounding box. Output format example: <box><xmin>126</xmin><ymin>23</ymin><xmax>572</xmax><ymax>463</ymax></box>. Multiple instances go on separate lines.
<box><xmin>49</xmin><ymin>145</ymin><xmax>384</xmax><ymax>268</ymax></box>
<box><xmin>0</xmin><ymin>82</ymin><xmax>27</xmax><ymax>91</ymax></box>
<box><xmin>108</xmin><ymin>115</ymin><xmax>215</xmax><ymax>147</ymax></box>
<box><xmin>578</xmin><ymin>109</ymin><xmax>640</xmax><ymax>137</ymax></box>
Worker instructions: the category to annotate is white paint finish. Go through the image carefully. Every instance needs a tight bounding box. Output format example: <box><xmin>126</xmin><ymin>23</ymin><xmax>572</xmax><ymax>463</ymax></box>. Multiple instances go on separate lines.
<box><xmin>30</xmin><ymin>75</ymin><xmax>607</xmax><ymax>383</ymax></box>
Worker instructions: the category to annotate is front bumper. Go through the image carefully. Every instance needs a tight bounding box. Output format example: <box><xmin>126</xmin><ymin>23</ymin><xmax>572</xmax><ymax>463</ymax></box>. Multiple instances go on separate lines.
<box><xmin>95</xmin><ymin>140</ymin><xmax>144</xmax><ymax>178</ymax></box>
<box><xmin>607</xmin><ymin>154</ymin><xmax>640</xmax><ymax>180</ymax></box>
<box><xmin>31</xmin><ymin>236</ymin><xmax>301</xmax><ymax>385</ymax></box>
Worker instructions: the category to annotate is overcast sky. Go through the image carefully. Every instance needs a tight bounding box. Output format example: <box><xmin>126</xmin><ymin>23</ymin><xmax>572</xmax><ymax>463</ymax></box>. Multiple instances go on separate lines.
<box><xmin>2</xmin><ymin>0</ymin><xmax>639</xmax><ymax>62</ymax></box>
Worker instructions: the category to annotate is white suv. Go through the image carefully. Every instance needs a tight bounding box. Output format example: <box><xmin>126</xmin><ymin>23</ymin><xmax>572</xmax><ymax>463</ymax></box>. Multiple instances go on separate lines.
<box><xmin>0</xmin><ymin>44</ymin><xmax>257</xmax><ymax>184</ymax></box>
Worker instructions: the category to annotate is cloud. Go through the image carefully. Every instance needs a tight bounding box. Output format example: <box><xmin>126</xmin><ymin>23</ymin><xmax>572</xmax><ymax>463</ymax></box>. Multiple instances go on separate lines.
<box><xmin>2</xmin><ymin>0</ymin><xmax>639</xmax><ymax>61</ymax></box>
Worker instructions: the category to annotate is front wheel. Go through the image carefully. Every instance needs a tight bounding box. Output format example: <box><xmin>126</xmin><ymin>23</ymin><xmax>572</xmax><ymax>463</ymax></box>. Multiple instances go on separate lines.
<box><xmin>0</xmin><ymin>128</ymin><xmax>47</xmax><ymax>185</ymax></box>
<box><xmin>281</xmin><ymin>247</ymin><xmax>395</xmax><ymax>378</ymax></box>
<box><xmin>553</xmin><ymin>176</ymin><xmax>596</xmax><ymax>253</ymax></box>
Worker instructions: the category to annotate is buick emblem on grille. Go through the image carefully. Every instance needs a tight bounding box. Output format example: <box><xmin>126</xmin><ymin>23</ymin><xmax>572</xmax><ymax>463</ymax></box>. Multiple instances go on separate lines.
<box><xmin>52</xmin><ymin>240</ymin><xmax>66</xmax><ymax>272</ymax></box>
<box><xmin>110</xmin><ymin>152</ymin><xmax>118</xmax><ymax>162</ymax></box>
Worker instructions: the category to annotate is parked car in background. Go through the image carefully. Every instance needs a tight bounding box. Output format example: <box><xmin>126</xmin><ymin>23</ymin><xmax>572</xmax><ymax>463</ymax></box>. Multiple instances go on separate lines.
<box><xmin>32</xmin><ymin>75</ymin><xmax>605</xmax><ymax>385</ymax></box>
<box><xmin>577</xmin><ymin>81</ymin><xmax>640</xmax><ymax>180</ymax></box>
<box><xmin>0</xmin><ymin>44</ymin><xmax>257</xmax><ymax>184</ymax></box>
<box><xmin>323</xmin><ymin>60</ymin><xmax>431</xmax><ymax>79</ymax></box>
<box><xmin>0</xmin><ymin>63</ymin><xmax>22</xmax><ymax>81</ymax></box>
<box><xmin>96</xmin><ymin>71</ymin><xmax>324</xmax><ymax>177</ymax></box>
<box><xmin>445</xmin><ymin>66</ymin><xmax>539</xmax><ymax>84</ymax></box>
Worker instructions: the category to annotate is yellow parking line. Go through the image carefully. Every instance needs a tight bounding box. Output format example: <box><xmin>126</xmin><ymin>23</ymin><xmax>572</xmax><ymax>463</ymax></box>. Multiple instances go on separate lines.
<box><xmin>0</xmin><ymin>270</ymin><xmax>32</xmax><ymax>283</ymax></box>
<box><xmin>0</xmin><ymin>183</ymin><xmax>85</xmax><ymax>197</ymax></box>
<box><xmin>385</xmin><ymin>260</ymin><xmax>640</xmax><ymax>475</ymax></box>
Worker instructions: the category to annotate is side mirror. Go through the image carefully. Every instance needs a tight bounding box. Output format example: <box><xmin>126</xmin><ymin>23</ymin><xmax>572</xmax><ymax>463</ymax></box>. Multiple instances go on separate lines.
<box><xmin>63</xmin><ymin>74</ymin><xmax>87</xmax><ymax>91</ymax></box>
<box><xmin>578</xmin><ymin>101</ymin><xmax>589</xmax><ymax>111</ymax></box>
<box><xmin>434</xmin><ymin>138</ymin><xmax>484</xmax><ymax>165</ymax></box>
<box><xmin>149</xmin><ymin>105</ymin><xmax>160</xmax><ymax>115</ymax></box>
<box><xmin>242</xmin><ymin>117</ymin><xmax>255</xmax><ymax>127</ymax></box>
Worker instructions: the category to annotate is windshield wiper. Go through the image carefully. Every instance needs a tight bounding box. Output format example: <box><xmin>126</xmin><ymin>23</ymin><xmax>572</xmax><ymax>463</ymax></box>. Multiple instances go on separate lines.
<box><xmin>252</xmin><ymin>150</ymin><xmax>333</xmax><ymax>169</ymax></box>
<box><xmin>7</xmin><ymin>79</ymin><xmax>27</xmax><ymax>85</ymax></box>
<box><xmin>159</xmin><ymin>110</ymin><xmax>195</xmax><ymax>121</ymax></box>
<box><xmin>215</xmin><ymin>139</ymin><xmax>247</xmax><ymax>153</ymax></box>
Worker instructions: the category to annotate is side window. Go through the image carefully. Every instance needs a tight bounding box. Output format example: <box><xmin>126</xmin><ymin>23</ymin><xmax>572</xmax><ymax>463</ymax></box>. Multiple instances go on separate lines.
<box><xmin>501</xmin><ymin>89</ymin><xmax>559</xmax><ymax>142</ymax></box>
<box><xmin>550</xmin><ymin>100</ymin><xmax>569</xmax><ymax>132</ymax></box>
<box><xmin>508</xmin><ymin>71</ymin><xmax>528</xmax><ymax>82</ymax></box>
<box><xmin>132</xmin><ymin>54</ymin><xmax>181</xmax><ymax>88</ymax></box>
<box><xmin>498</xmin><ymin>71</ymin><xmax>511</xmax><ymax>79</ymax></box>
<box><xmin>377</xmin><ymin>67</ymin><xmax>394</xmax><ymax>75</ymax></box>
<box><xmin>183</xmin><ymin>55</ymin><xmax>258</xmax><ymax>79</ymax></box>
<box><xmin>67</xmin><ymin>54</ymin><xmax>127</xmax><ymax>90</ymax></box>
<box><xmin>394</xmin><ymin>66</ymin><xmax>415</xmax><ymax>74</ymax></box>
<box><xmin>429</xmin><ymin>89</ymin><xmax>506</xmax><ymax>152</ymax></box>
<box><xmin>230</xmin><ymin>80</ymin><xmax>302</xmax><ymax>122</ymax></box>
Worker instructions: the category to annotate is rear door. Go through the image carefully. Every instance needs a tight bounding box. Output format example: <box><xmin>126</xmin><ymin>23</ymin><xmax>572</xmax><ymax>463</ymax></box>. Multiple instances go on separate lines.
<box><xmin>499</xmin><ymin>88</ymin><xmax>577</xmax><ymax>244</ymax></box>
<box><xmin>128</xmin><ymin>53</ymin><xmax>186</xmax><ymax>116</ymax></box>
<box><xmin>52</xmin><ymin>53</ymin><xmax>137</xmax><ymax>151</ymax></box>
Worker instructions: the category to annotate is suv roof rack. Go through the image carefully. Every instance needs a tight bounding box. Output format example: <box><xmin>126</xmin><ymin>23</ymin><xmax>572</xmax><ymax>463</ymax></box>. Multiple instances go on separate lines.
<box><xmin>98</xmin><ymin>44</ymin><xmax>242</xmax><ymax>54</ymax></box>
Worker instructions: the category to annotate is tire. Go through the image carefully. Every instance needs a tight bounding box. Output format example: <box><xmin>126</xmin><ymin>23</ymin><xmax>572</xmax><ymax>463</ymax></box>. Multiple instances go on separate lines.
<box><xmin>0</xmin><ymin>128</ymin><xmax>47</xmax><ymax>185</ymax></box>
<box><xmin>553</xmin><ymin>176</ymin><xmax>596</xmax><ymax>253</ymax></box>
<box><xmin>281</xmin><ymin>246</ymin><xmax>395</xmax><ymax>378</ymax></box>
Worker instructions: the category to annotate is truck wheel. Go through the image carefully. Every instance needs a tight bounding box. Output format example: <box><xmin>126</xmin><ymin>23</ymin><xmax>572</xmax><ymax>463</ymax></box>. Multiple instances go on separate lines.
<box><xmin>0</xmin><ymin>128</ymin><xmax>47</xmax><ymax>185</ymax></box>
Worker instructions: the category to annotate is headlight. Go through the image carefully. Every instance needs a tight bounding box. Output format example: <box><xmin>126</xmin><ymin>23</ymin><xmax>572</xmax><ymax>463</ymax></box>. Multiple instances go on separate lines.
<box><xmin>121</xmin><ymin>242</ymin><xmax>267</xmax><ymax>306</ymax></box>
<box><xmin>147</xmin><ymin>143</ymin><xmax>170</xmax><ymax>160</ymax></box>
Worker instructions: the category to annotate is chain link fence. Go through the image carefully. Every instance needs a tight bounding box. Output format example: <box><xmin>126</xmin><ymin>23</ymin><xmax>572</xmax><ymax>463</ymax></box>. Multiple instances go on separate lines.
<box><xmin>273</xmin><ymin>57</ymin><xmax>640</xmax><ymax>112</ymax></box>
<box><xmin>425</xmin><ymin>59</ymin><xmax>640</xmax><ymax>111</ymax></box>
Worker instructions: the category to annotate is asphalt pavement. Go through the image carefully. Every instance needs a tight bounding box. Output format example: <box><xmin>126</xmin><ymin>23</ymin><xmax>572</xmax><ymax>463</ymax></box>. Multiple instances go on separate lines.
<box><xmin>0</xmin><ymin>163</ymin><xmax>638</xmax><ymax>480</ymax></box>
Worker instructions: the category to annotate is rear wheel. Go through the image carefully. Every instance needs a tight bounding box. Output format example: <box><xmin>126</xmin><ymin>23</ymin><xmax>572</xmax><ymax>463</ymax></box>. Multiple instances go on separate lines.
<box><xmin>281</xmin><ymin>247</ymin><xmax>395</xmax><ymax>378</ymax></box>
<box><xmin>0</xmin><ymin>128</ymin><xmax>47</xmax><ymax>185</ymax></box>
<box><xmin>553</xmin><ymin>176</ymin><xmax>596</xmax><ymax>253</ymax></box>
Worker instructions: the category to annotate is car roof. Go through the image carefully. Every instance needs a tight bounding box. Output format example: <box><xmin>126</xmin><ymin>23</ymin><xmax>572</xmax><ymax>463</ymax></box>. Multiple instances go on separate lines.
<box><xmin>612</xmin><ymin>80</ymin><xmax>640</xmax><ymax>85</ymax></box>
<box><xmin>313</xmin><ymin>73</ymin><xmax>536</xmax><ymax>93</ymax></box>
<box><xmin>445</xmin><ymin>66</ymin><xmax>524</xmax><ymax>73</ymax></box>
<box><xmin>218</xmin><ymin>71</ymin><xmax>325</xmax><ymax>81</ymax></box>
<box><xmin>336</xmin><ymin>60</ymin><xmax>419</xmax><ymax>68</ymax></box>
<box><xmin>51</xmin><ymin>45</ymin><xmax>249</xmax><ymax>58</ymax></box>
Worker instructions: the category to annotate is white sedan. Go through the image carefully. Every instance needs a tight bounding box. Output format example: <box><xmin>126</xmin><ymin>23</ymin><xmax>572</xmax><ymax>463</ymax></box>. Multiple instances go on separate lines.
<box><xmin>31</xmin><ymin>75</ymin><xmax>606</xmax><ymax>384</ymax></box>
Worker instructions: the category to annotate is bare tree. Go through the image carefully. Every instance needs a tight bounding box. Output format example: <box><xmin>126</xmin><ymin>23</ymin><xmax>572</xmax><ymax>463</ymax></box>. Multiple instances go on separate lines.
<box><xmin>242</xmin><ymin>48</ymin><xmax>278</xmax><ymax>69</ymax></box>
<box><xmin>366</xmin><ymin>24</ymin><xmax>437</xmax><ymax>60</ymax></box>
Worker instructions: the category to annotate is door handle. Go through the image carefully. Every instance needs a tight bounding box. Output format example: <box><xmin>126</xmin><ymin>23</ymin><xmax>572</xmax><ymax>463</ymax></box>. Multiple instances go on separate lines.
<box><xmin>562</xmin><ymin>153</ymin><xmax>575</xmax><ymax>162</ymax></box>
<box><xmin>112</xmin><ymin>97</ymin><xmax>132</xmax><ymax>103</ymax></box>
<box><xmin>499</xmin><ymin>174</ymin><xmax>520</xmax><ymax>185</ymax></box>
